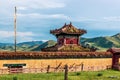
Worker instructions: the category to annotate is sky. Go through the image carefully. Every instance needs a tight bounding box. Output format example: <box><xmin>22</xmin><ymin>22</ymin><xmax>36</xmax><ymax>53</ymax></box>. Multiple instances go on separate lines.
<box><xmin>0</xmin><ymin>0</ymin><xmax>120</xmax><ymax>43</ymax></box>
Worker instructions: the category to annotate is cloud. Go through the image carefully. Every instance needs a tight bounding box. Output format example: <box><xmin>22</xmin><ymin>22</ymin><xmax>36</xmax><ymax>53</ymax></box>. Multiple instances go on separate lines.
<box><xmin>103</xmin><ymin>16</ymin><xmax>120</xmax><ymax>21</ymax></box>
<box><xmin>17</xmin><ymin>7</ymin><xmax>27</xmax><ymax>10</ymax></box>
<box><xmin>11</xmin><ymin>0</ymin><xmax>65</xmax><ymax>9</ymax></box>
<box><xmin>71</xmin><ymin>17</ymin><xmax>97</xmax><ymax>22</ymax></box>
<box><xmin>0</xmin><ymin>30</ymin><xmax>35</xmax><ymax>38</ymax></box>
<box><xmin>17</xmin><ymin>13</ymin><xmax>70</xmax><ymax>20</ymax></box>
<box><xmin>70</xmin><ymin>16</ymin><xmax>120</xmax><ymax>22</ymax></box>
<box><xmin>42</xmin><ymin>40</ymin><xmax>48</xmax><ymax>42</ymax></box>
<box><xmin>82</xmin><ymin>21</ymin><xmax>120</xmax><ymax>31</ymax></box>
<box><xmin>69</xmin><ymin>16</ymin><xmax>120</xmax><ymax>31</ymax></box>
<box><xmin>0</xmin><ymin>30</ymin><xmax>37</xmax><ymax>42</ymax></box>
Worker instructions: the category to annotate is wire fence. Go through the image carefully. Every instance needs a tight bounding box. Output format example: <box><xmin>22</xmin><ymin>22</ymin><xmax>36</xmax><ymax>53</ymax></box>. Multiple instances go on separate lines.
<box><xmin>0</xmin><ymin>65</ymin><xmax>111</xmax><ymax>74</ymax></box>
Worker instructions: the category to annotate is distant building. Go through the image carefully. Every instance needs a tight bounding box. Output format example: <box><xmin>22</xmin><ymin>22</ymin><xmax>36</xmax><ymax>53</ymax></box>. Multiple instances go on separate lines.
<box><xmin>42</xmin><ymin>22</ymin><xmax>90</xmax><ymax>52</ymax></box>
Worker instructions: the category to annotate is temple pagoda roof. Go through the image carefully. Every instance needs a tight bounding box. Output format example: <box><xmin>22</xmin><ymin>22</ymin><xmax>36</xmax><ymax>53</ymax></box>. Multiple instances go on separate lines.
<box><xmin>50</xmin><ymin>22</ymin><xmax>87</xmax><ymax>35</ymax></box>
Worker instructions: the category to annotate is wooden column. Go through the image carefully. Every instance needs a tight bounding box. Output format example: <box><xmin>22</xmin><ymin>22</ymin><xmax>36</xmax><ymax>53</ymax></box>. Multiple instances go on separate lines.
<box><xmin>64</xmin><ymin>36</ymin><xmax>66</xmax><ymax>45</ymax></box>
<box><xmin>78</xmin><ymin>36</ymin><xmax>80</xmax><ymax>45</ymax></box>
<box><xmin>112</xmin><ymin>54</ymin><xmax>119</xmax><ymax>70</ymax></box>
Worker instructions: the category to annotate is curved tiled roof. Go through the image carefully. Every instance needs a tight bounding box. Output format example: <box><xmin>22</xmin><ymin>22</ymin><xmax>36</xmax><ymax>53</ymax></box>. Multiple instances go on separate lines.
<box><xmin>50</xmin><ymin>22</ymin><xmax>87</xmax><ymax>35</ymax></box>
<box><xmin>107</xmin><ymin>48</ymin><xmax>120</xmax><ymax>54</ymax></box>
<box><xmin>41</xmin><ymin>44</ymin><xmax>91</xmax><ymax>52</ymax></box>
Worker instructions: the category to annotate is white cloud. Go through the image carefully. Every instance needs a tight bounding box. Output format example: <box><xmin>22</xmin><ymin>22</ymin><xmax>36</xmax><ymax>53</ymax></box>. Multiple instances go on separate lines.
<box><xmin>103</xmin><ymin>16</ymin><xmax>120</xmax><ymax>21</ymax></box>
<box><xmin>69</xmin><ymin>16</ymin><xmax>120</xmax><ymax>31</ymax></box>
<box><xmin>86</xmin><ymin>25</ymin><xmax>120</xmax><ymax>30</ymax></box>
<box><xmin>42</xmin><ymin>40</ymin><xmax>48</xmax><ymax>42</ymax></box>
<box><xmin>0</xmin><ymin>30</ymin><xmax>35</xmax><ymax>38</ymax></box>
<box><xmin>0</xmin><ymin>30</ymin><xmax>37</xmax><ymax>42</ymax></box>
<box><xmin>71</xmin><ymin>17</ymin><xmax>97</xmax><ymax>22</ymax></box>
<box><xmin>17</xmin><ymin>13</ymin><xmax>70</xmax><ymax>20</ymax></box>
<box><xmin>83</xmin><ymin>21</ymin><xmax>120</xmax><ymax>31</ymax></box>
<box><xmin>17</xmin><ymin>7</ymin><xmax>27</xmax><ymax>10</ymax></box>
<box><xmin>18</xmin><ymin>37</ymin><xmax>35</xmax><ymax>42</ymax></box>
<box><xmin>11</xmin><ymin>0</ymin><xmax>65</xmax><ymax>9</ymax></box>
<box><xmin>70</xmin><ymin>16</ymin><xmax>120</xmax><ymax>22</ymax></box>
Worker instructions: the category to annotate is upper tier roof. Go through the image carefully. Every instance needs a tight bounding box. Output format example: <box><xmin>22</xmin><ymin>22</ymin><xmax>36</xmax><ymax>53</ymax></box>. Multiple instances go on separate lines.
<box><xmin>50</xmin><ymin>22</ymin><xmax>87</xmax><ymax>35</ymax></box>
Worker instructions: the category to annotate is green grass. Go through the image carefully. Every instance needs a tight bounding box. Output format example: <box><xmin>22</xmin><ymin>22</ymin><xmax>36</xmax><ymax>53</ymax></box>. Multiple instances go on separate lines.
<box><xmin>0</xmin><ymin>70</ymin><xmax>120</xmax><ymax>80</ymax></box>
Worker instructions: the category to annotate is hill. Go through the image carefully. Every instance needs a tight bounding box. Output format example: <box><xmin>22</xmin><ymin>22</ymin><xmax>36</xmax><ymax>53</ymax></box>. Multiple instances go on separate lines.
<box><xmin>0</xmin><ymin>43</ymin><xmax>13</xmax><ymax>46</ymax></box>
<box><xmin>0</xmin><ymin>41</ymin><xmax>44</xmax><ymax>51</ymax></box>
<box><xmin>81</xmin><ymin>33</ymin><xmax>120</xmax><ymax>51</ymax></box>
<box><xmin>17</xmin><ymin>41</ymin><xmax>43</xmax><ymax>46</ymax></box>
<box><xmin>31</xmin><ymin>40</ymin><xmax>57</xmax><ymax>51</ymax></box>
<box><xmin>0</xmin><ymin>33</ymin><xmax>120</xmax><ymax>51</ymax></box>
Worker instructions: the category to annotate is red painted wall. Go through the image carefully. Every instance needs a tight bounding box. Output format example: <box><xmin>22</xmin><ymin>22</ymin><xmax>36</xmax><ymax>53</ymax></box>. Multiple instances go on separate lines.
<box><xmin>66</xmin><ymin>38</ymin><xmax>78</xmax><ymax>44</ymax></box>
<box><xmin>58</xmin><ymin>35</ymin><xmax>79</xmax><ymax>45</ymax></box>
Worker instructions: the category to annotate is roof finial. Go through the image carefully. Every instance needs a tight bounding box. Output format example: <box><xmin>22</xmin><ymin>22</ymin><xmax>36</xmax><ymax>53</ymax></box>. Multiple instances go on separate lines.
<box><xmin>64</xmin><ymin>23</ymin><xmax>66</xmax><ymax>26</ymax></box>
<box><xmin>70</xmin><ymin>22</ymin><xmax>72</xmax><ymax>25</ymax></box>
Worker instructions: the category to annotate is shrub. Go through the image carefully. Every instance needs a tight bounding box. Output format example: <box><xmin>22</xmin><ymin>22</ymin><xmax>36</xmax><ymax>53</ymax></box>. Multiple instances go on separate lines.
<box><xmin>97</xmin><ymin>73</ymin><xmax>103</xmax><ymax>77</ymax></box>
<box><xmin>76</xmin><ymin>72</ymin><xmax>81</xmax><ymax>76</ymax></box>
<box><xmin>13</xmin><ymin>76</ymin><xmax>18</xmax><ymax>80</ymax></box>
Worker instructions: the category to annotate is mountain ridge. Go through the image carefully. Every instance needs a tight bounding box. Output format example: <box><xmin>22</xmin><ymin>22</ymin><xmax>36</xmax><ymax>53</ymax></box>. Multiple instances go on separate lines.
<box><xmin>0</xmin><ymin>33</ymin><xmax>120</xmax><ymax>51</ymax></box>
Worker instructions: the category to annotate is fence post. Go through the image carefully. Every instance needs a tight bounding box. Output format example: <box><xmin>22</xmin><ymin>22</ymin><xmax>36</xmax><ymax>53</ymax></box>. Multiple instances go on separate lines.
<box><xmin>64</xmin><ymin>64</ymin><xmax>68</xmax><ymax>80</ymax></box>
<box><xmin>47</xmin><ymin>65</ymin><xmax>50</xmax><ymax>73</ymax></box>
<box><xmin>81</xmin><ymin>63</ymin><xmax>84</xmax><ymax>71</ymax></box>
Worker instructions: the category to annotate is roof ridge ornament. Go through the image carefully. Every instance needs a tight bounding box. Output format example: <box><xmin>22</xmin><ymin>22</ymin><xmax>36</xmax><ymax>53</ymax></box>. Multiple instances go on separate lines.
<box><xmin>64</xmin><ymin>23</ymin><xmax>66</xmax><ymax>26</ymax></box>
<box><xmin>70</xmin><ymin>22</ymin><xmax>72</xmax><ymax>25</ymax></box>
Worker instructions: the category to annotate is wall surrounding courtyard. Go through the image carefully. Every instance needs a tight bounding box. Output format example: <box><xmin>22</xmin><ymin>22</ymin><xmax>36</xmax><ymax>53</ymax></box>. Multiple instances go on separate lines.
<box><xmin>0</xmin><ymin>58</ymin><xmax>113</xmax><ymax>74</ymax></box>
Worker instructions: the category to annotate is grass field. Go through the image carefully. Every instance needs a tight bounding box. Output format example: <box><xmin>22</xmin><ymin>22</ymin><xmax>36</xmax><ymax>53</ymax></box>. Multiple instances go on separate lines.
<box><xmin>0</xmin><ymin>69</ymin><xmax>120</xmax><ymax>80</ymax></box>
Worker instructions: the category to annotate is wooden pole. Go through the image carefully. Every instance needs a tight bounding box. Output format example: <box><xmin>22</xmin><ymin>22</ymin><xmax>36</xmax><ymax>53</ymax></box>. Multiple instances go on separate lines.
<box><xmin>64</xmin><ymin>64</ymin><xmax>68</xmax><ymax>80</ymax></box>
<box><xmin>14</xmin><ymin>6</ymin><xmax>17</xmax><ymax>52</ymax></box>
<box><xmin>47</xmin><ymin>65</ymin><xmax>50</xmax><ymax>73</ymax></box>
<box><xmin>81</xmin><ymin>63</ymin><xmax>84</xmax><ymax>71</ymax></box>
